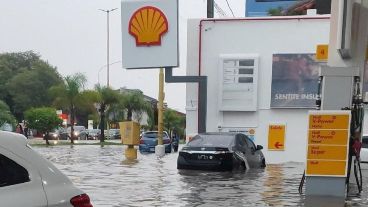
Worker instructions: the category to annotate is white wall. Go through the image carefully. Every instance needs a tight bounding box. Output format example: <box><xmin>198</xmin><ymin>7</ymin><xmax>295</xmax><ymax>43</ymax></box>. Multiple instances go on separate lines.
<box><xmin>186</xmin><ymin>16</ymin><xmax>331</xmax><ymax>163</ymax></box>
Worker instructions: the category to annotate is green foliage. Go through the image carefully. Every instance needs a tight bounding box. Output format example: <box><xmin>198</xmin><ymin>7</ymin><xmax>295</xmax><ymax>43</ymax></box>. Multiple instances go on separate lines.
<box><xmin>48</xmin><ymin>73</ymin><xmax>87</xmax><ymax>143</ymax></box>
<box><xmin>0</xmin><ymin>100</ymin><xmax>16</xmax><ymax>127</ymax></box>
<box><xmin>0</xmin><ymin>51</ymin><xmax>63</xmax><ymax>120</ymax></box>
<box><xmin>163</xmin><ymin>109</ymin><xmax>185</xmax><ymax>138</ymax></box>
<box><xmin>268</xmin><ymin>7</ymin><xmax>284</xmax><ymax>16</ymax></box>
<box><xmin>120</xmin><ymin>90</ymin><xmax>152</xmax><ymax>121</ymax></box>
<box><xmin>25</xmin><ymin>107</ymin><xmax>62</xmax><ymax>134</ymax></box>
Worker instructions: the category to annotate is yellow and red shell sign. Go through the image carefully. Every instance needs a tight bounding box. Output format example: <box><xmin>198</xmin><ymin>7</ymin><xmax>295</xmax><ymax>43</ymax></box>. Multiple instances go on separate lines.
<box><xmin>129</xmin><ymin>6</ymin><xmax>168</xmax><ymax>46</ymax></box>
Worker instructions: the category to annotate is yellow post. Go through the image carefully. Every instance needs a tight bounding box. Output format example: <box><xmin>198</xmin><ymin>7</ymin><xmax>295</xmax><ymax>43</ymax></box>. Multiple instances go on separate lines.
<box><xmin>119</xmin><ymin>121</ymin><xmax>140</xmax><ymax>160</ymax></box>
<box><xmin>158</xmin><ymin>68</ymin><xmax>164</xmax><ymax>146</ymax></box>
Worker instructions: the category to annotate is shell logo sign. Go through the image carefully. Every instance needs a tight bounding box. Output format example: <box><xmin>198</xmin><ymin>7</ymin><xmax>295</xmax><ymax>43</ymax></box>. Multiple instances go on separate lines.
<box><xmin>129</xmin><ymin>6</ymin><xmax>168</xmax><ymax>46</ymax></box>
<box><xmin>122</xmin><ymin>0</ymin><xmax>178</xmax><ymax>69</ymax></box>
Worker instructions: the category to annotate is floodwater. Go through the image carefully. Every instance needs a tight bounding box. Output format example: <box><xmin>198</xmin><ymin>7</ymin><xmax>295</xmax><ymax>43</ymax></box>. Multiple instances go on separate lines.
<box><xmin>33</xmin><ymin>145</ymin><xmax>368</xmax><ymax>207</ymax></box>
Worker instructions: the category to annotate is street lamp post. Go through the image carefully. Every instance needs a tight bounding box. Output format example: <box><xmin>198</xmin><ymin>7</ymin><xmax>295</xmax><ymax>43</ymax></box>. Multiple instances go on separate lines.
<box><xmin>97</xmin><ymin>60</ymin><xmax>122</xmax><ymax>85</ymax></box>
<box><xmin>99</xmin><ymin>8</ymin><xmax>118</xmax><ymax>87</ymax></box>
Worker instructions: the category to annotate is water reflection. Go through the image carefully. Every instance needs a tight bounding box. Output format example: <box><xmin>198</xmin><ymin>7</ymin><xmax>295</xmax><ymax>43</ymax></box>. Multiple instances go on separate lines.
<box><xmin>33</xmin><ymin>145</ymin><xmax>367</xmax><ymax>207</ymax></box>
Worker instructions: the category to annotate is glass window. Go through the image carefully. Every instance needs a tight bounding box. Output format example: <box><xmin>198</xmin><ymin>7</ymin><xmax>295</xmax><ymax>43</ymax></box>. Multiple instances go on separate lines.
<box><xmin>238</xmin><ymin>77</ymin><xmax>253</xmax><ymax>83</ymax></box>
<box><xmin>239</xmin><ymin>59</ymin><xmax>254</xmax><ymax>66</ymax></box>
<box><xmin>188</xmin><ymin>134</ymin><xmax>234</xmax><ymax>148</ymax></box>
<box><xmin>0</xmin><ymin>154</ymin><xmax>30</xmax><ymax>187</ymax></box>
<box><xmin>245</xmin><ymin>137</ymin><xmax>256</xmax><ymax>149</ymax></box>
<box><xmin>239</xmin><ymin>69</ymin><xmax>253</xmax><ymax>75</ymax></box>
<box><xmin>362</xmin><ymin>136</ymin><xmax>368</xmax><ymax>149</ymax></box>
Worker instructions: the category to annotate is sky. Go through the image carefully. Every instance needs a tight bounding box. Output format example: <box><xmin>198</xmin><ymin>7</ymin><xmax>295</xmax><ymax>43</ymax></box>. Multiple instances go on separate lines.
<box><xmin>0</xmin><ymin>0</ymin><xmax>244</xmax><ymax>112</ymax></box>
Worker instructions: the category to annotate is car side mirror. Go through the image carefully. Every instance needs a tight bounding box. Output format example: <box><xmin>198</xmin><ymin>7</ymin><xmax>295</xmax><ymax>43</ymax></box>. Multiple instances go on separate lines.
<box><xmin>256</xmin><ymin>145</ymin><xmax>263</xmax><ymax>151</ymax></box>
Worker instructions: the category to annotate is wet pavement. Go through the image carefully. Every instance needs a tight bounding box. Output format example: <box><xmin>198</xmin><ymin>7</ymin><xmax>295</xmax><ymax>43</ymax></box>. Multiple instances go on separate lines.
<box><xmin>32</xmin><ymin>145</ymin><xmax>368</xmax><ymax>207</ymax></box>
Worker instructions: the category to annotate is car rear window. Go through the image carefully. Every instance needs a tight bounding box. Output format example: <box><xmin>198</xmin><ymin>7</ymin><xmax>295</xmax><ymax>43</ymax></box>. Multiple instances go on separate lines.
<box><xmin>143</xmin><ymin>132</ymin><xmax>168</xmax><ymax>138</ymax></box>
<box><xmin>0</xmin><ymin>154</ymin><xmax>30</xmax><ymax>187</ymax></box>
<box><xmin>188</xmin><ymin>134</ymin><xmax>234</xmax><ymax>148</ymax></box>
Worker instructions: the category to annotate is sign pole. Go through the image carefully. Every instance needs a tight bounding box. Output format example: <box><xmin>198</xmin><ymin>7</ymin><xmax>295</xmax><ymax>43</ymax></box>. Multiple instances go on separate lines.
<box><xmin>156</xmin><ymin>68</ymin><xmax>165</xmax><ymax>156</ymax></box>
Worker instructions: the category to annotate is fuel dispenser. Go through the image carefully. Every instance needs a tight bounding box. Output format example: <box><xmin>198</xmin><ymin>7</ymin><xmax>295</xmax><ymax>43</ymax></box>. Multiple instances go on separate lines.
<box><xmin>299</xmin><ymin>76</ymin><xmax>364</xmax><ymax>196</ymax></box>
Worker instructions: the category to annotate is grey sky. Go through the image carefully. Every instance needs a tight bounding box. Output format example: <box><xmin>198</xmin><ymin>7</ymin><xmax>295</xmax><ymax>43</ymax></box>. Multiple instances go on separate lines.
<box><xmin>0</xmin><ymin>0</ymin><xmax>244</xmax><ymax>112</ymax></box>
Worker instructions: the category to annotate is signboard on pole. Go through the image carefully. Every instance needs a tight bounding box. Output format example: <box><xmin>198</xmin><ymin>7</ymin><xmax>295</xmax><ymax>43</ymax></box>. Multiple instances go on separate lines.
<box><xmin>121</xmin><ymin>0</ymin><xmax>179</xmax><ymax>69</ymax></box>
<box><xmin>306</xmin><ymin>110</ymin><xmax>350</xmax><ymax>177</ymax></box>
<box><xmin>268</xmin><ymin>124</ymin><xmax>285</xmax><ymax>151</ymax></box>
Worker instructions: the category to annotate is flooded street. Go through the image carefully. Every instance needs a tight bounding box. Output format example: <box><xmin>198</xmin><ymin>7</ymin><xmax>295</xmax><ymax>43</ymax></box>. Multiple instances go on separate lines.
<box><xmin>33</xmin><ymin>145</ymin><xmax>368</xmax><ymax>207</ymax></box>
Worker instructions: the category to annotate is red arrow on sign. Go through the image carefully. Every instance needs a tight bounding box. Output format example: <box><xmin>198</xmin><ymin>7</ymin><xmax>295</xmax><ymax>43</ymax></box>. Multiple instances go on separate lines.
<box><xmin>275</xmin><ymin>142</ymin><xmax>284</xmax><ymax>149</ymax></box>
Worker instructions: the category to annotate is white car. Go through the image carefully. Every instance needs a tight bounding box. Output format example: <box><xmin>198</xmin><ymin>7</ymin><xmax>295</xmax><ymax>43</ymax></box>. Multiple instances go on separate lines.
<box><xmin>360</xmin><ymin>134</ymin><xmax>368</xmax><ymax>163</ymax></box>
<box><xmin>0</xmin><ymin>131</ymin><xmax>93</xmax><ymax>207</ymax></box>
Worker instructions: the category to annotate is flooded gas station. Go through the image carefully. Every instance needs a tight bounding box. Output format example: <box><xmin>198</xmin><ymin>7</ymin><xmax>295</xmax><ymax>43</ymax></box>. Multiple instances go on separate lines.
<box><xmin>33</xmin><ymin>145</ymin><xmax>368</xmax><ymax>207</ymax></box>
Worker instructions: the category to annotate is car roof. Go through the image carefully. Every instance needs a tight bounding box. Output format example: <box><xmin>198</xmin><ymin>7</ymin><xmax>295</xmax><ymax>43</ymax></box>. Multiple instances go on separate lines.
<box><xmin>0</xmin><ymin>131</ymin><xmax>82</xmax><ymax>193</ymax></box>
<box><xmin>197</xmin><ymin>132</ymin><xmax>241</xmax><ymax>136</ymax></box>
<box><xmin>0</xmin><ymin>131</ymin><xmax>28</xmax><ymax>151</ymax></box>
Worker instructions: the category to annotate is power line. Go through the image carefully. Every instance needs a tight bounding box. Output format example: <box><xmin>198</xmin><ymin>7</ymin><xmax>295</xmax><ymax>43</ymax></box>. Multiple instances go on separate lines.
<box><xmin>214</xmin><ymin>1</ymin><xmax>228</xmax><ymax>17</ymax></box>
<box><xmin>225</xmin><ymin>0</ymin><xmax>235</xmax><ymax>17</ymax></box>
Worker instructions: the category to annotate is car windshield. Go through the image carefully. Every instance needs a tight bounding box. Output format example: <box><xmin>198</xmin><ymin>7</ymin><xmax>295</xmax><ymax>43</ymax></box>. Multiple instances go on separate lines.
<box><xmin>143</xmin><ymin>132</ymin><xmax>168</xmax><ymax>139</ymax></box>
<box><xmin>188</xmin><ymin>134</ymin><xmax>234</xmax><ymax>148</ymax></box>
<box><xmin>109</xmin><ymin>129</ymin><xmax>119</xmax><ymax>134</ymax></box>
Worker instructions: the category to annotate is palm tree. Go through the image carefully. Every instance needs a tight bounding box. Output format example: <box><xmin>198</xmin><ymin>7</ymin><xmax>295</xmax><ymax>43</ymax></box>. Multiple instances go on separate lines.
<box><xmin>49</xmin><ymin>73</ymin><xmax>87</xmax><ymax>144</ymax></box>
<box><xmin>93</xmin><ymin>84</ymin><xmax>120</xmax><ymax>142</ymax></box>
<box><xmin>163</xmin><ymin>108</ymin><xmax>185</xmax><ymax>138</ymax></box>
<box><xmin>120</xmin><ymin>90</ymin><xmax>152</xmax><ymax>122</ymax></box>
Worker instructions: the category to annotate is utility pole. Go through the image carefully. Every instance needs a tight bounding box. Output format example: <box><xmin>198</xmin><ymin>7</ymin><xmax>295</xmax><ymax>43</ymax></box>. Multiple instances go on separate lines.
<box><xmin>99</xmin><ymin>8</ymin><xmax>118</xmax><ymax>87</ymax></box>
<box><xmin>207</xmin><ymin>0</ymin><xmax>214</xmax><ymax>18</ymax></box>
<box><xmin>155</xmin><ymin>68</ymin><xmax>165</xmax><ymax>157</ymax></box>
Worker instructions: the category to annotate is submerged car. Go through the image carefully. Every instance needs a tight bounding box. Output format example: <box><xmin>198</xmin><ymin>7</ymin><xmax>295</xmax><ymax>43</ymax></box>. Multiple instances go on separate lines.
<box><xmin>48</xmin><ymin>127</ymin><xmax>68</xmax><ymax>140</ymax></box>
<box><xmin>67</xmin><ymin>126</ymin><xmax>88</xmax><ymax>140</ymax></box>
<box><xmin>177</xmin><ymin>133</ymin><xmax>266</xmax><ymax>171</ymax></box>
<box><xmin>108</xmin><ymin>129</ymin><xmax>121</xmax><ymax>140</ymax></box>
<box><xmin>86</xmin><ymin>129</ymin><xmax>100</xmax><ymax>140</ymax></box>
<box><xmin>139</xmin><ymin>131</ymin><xmax>172</xmax><ymax>153</ymax></box>
<box><xmin>0</xmin><ymin>131</ymin><xmax>93</xmax><ymax>207</ymax></box>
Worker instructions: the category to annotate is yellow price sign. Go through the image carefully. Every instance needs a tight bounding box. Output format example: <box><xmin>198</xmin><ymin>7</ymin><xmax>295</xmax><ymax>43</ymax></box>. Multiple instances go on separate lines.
<box><xmin>308</xmin><ymin>130</ymin><xmax>349</xmax><ymax>145</ymax></box>
<box><xmin>307</xmin><ymin>145</ymin><xmax>347</xmax><ymax>160</ymax></box>
<box><xmin>316</xmin><ymin>44</ymin><xmax>328</xmax><ymax>61</ymax></box>
<box><xmin>306</xmin><ymin>160</ymin><xmax>347</xmax><ymax>176</ymax></box>
<box><xmin>309</xmin><ymin>114</ymin><xmax>350</xmax><ymax>130</ymax></box>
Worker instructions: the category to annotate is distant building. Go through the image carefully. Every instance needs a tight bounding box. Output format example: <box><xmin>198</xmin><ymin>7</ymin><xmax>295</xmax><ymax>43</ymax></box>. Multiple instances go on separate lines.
<box><xmin>246</xmin><ymin>0</ymin><xmax>299</xmax><ymax>17</ymax></box>
<box><xmin>118</xmin><ymin>87</ymin><xmax>182</xmax><ymax>129</ymax></box>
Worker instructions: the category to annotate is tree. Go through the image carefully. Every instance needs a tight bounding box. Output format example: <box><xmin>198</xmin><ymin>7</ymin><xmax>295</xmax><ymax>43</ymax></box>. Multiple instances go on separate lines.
<box><xmin>163</xmin><ymin>109</ymin><xmax>185</xmax><ymax>138</ymax></box>
<box><xmin>120</xmin><ymin>90</ymin><xmax>152</xmax><ymax>121</ymax></box>
<box><xmin>25</xmin><ymin>107</ymin><xmax>62</xmax><ymax>145</ymax></box>
<box><xmin>92</xmin><ymin>85</ymin><xmax>120</xmax><ymax>142</ymax></box>
<box><xmin>0</xmin><ymin>100</ymin><xmax>16</xmax><ymax>128</ymax></box>
<box><xmin>0</xmin><ymin>51</ymin><xmax>63</xmax><ymax>121</ymax></box>
<box><xmin>49</xmin><ymin>73</ymin><xmax>87</xmax><ymax>144</ymax></box>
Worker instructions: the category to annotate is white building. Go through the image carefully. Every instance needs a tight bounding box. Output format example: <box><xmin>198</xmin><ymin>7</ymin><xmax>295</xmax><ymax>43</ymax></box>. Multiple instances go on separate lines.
<box><xmin>185</xmin><ymin>15</ymin><xmax>332</xmax><ymax>163</ymax></box>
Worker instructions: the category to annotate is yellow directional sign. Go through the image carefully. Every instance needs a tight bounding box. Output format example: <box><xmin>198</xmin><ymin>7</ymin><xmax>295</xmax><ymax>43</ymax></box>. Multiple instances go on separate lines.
<box><xmin>306</xmin><ymin>111</ymin><xmax>350</xmax><ymax>177</ymax></box>
<box><xmin>316</xmin><ymin>44</ymin><xmax>328</xmax><ymax>61</ymax></box>
<box><xmin>268</xmin><ymin>124</ymin><xmax>285</xmax><ymax>151</ymax></box>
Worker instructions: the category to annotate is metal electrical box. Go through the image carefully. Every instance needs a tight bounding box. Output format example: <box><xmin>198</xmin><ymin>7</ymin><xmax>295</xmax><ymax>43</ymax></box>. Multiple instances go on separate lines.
<box><xmin>218</xmin><ymin>54</ymin><xmax>259</xmax><ymax>111</ymax></box>
<box><xmin>119</xmin><ymin>121</ymin><xmax>140</xmax><ymax>145</ymax></box>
